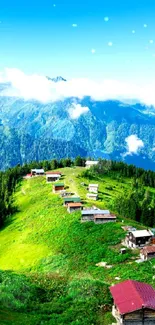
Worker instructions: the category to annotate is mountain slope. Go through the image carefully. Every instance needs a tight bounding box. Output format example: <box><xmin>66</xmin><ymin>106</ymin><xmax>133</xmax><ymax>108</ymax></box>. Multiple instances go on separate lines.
<box><xmin>0</xmin><ymin>167</ymin><xmax>155</xmax><ymax>324</ymax></box>
<box><xmin>0</xmin><ymin>81</ymin><xmax>155</xmax><ymax>169</ymax></box>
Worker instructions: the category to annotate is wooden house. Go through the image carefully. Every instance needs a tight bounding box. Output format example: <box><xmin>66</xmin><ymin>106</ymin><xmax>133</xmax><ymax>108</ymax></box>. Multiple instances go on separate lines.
<box><xmin>67</xmin><ymin>203</ymin><xmax>83</xmax><ymax>213</ymax></box>
<box><xmin>140</xmin><ymin>246</ymin><xmax>155</xmax><ymax>261</ymax></box>
<box><xmin>31</xmin><ymin>169</ymin><xmax>45</xmax><ymax>176</ymax></box>
<box><xmin>94</xmin><ymin>214</ymin><xmax>116</xmax><ymax>224</ymax></box>
<box><xmin>85</xmin><ymin>160</ymin><xmax>98</xmax><ymax>168</ymax></box>
<box><xmin>87</xmin><ymin>193</ymin><xmax>98</xmax><ymax>201</ymax></box>
<box><xmin>60</xmin><ymin>191</ymin><xmax>72</xmax><ymax>197</ymax></box>
<box><xmin>81</xmin><ymin>209</ymin><xmax>116</xmax><ymax>224</ymax></box>
<box><xmin>46</xmin><ymin>172</ymin><xmax>61</xmax><ymax>183</ymax></box>
<box><xmin>88</xmin><ymin>184</ymin><xmax>99</xmax><ymax>193</ymax></box>
<box><xmin>63</xmin><ymin>197</ymin><xmax>81</xmax><ymax>206</ymax></box>
<box><xmin>125</xmin><ymin>230</ymin><xmax>154</xmax><ymax>249</ymax></box>
<box><xmin>53</xmin><ymin>183</ymin><xmax>64</xmax><ymax>193</ymax></box>
<box><xmin>110</xmin><ymin>280</ymin><xmax>155</xmax><ymax>324</ymax></box>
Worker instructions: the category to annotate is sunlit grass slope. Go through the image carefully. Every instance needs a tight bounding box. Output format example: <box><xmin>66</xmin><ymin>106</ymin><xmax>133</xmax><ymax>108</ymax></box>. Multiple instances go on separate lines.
<box><xmin>0</xmin><ymin>167</ymin><xmax>130</xmax><ymax>272</ymax></box>
<box><xmin>0</xmin><ymin>167</ymin><xmax>155</xmax><ymax>324</ymax></box>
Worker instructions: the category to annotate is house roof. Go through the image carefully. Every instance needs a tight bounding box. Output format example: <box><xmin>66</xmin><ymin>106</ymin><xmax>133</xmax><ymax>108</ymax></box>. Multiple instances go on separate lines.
<box><xmin>141</xmin><ymin>246</ymin><xmax>155</xmax><ymax>254</ymax></box>
<box><xmin>129</xmin><ymin>230</ymin><xmax>153</xmax><ymax>238</ymax></box>
<box><xmin>54</xmin><ymin>183</ymin><xmax>64</xmax><ymax>187</ymax></box>
<box><xmin>110</xmin><ymin>280</ymin><xmax>155</xmax><ymax>315</ymax></box>
<box><xmin>87</xmin><ymin>193</ymin><xmax>98</xmax><ymax>197</ymax></box>
<box><xmin>82</xmin><ymin>209</ymin><xmax>110</xmax><ymax>215</ymax></box>
<box><xmin>64</xmin><ymin>197</ymin><xmax>81</xmax><ymax>202</ymax></box>
<box><xmin>68</xmin><ymin>203</ymin><xmax>83</xmax><ymax>207</ymax></box>
<box><xmin>26</xmin><ymin>174</ymin><xmax>32</xmax><ymax>177</ymax></box>
<box><xmin>46</xmin><ymin>172</ymin><xmax>61</xmax><ymax>175</ymax></box>
<box><xmin>89</xmin><ymin>184</ymin><xmax>99</xmax><ymax>187</ymax></box>
<box><xmin>31</xmin><ymin>169</ymin><xmax>44</xmax><ymax>173</ymax></box>
<box><xmin>85</xmin><ymin>161</ymin><xmax>98</xmax><ymax>165</ymax></box>
<box><xmin>94</xmin><ymin>214</ymin><xmax>116</xmax><ymax>219</ymax></box>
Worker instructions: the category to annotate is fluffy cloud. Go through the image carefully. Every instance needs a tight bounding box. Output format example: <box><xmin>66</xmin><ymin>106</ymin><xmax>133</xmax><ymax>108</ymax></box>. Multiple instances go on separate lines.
<box><xmin>125</xmin><ymin>135</ymin><xmax>144</xmax><ymax>155</ymax></box>
<box><xmin>1</xmin><ymin>68</ymin><xmax>155</xmax><ymax>106</ymax></box>
<box><xmin>68</xmin><ymin>103</ymin><xmax>89</xmax><ymax>119</ymax></box>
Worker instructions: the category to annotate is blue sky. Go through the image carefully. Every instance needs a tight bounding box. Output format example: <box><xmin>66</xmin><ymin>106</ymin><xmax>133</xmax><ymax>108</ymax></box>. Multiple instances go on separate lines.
<box><xmin>0</xmin><ymin>0</ymin><xmax>155</xmax><ymax>82</ymax></box>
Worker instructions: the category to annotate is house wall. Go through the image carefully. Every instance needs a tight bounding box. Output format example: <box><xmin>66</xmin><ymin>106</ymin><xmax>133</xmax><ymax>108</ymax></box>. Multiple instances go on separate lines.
<box><xmin>87</xmin><ymin>195</ymin><xmax>98</xmax><ymax>201</ymax></box>
<box><xmin>94</xmin><ymin>218</ymin><xmax>116</xmax><ymax>224</ymax></box>
<box><xmin>140</xmin><ymin>252</ymin><xmax>155</xmax><ymax>260</ymax></box>
<box><xmin>135</xmin><ymin>237</ymin><xmax>152</xmax><ymax>247</ymax></box>
<box><xmin>68</xmin><ymin>207</ymin><xmax>82</xmax><ymax>213</ymax></box>
<box><xmin>126</xmin><ymin>233</ymin><xmax>152</xmax><ymax>248</ymax></box>
<box><xmin>113</xmin><ymin>305</ymin><xmax>155</xmax><ymax>324</ymax></box>
<box><xmin>89</xmin><ymin>187</ymin><xmax>98</xmax><ymax>193</ymax></box>
<box><xmin>124</xmin><ymin>321</ymin><xmax>155</xmax><ymax>324</ymax></box>
<box><xmin>123</xmin><ymin>308</ymin><xmax>155</xmax><ymax>324</ymax></box>
<box><xmin>82</xmin><ymin>215</ymin><xmax>94</xmax><ymax>222</ymax></box>
<box><xmin>147</xmin><ymin>252</ymin><xmax>155</xmax><ymax>260</ymax></box>
<box><xmin>47</xmin><ymin>176</ymin><xmax>59</xmax><ymax>182</ymax></box>
<box><xmin>53</xmin><ymin>186</ymin><xmax>64</xmax><ymax>193</ymax></box>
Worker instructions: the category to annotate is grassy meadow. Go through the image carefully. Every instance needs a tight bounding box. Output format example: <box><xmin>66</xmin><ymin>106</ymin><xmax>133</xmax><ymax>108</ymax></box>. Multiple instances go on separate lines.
<box><xmin>0</xmin><ymin>167</ymin><xmax>155</xmax><ymax>324</ymax></box>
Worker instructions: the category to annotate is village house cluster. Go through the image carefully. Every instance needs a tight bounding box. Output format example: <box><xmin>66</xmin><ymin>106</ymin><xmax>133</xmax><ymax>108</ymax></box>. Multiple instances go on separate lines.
<box><xmin>24</xmin><ymin>163</ymin><xmax>155</xmax><ymax>324</ymax></box>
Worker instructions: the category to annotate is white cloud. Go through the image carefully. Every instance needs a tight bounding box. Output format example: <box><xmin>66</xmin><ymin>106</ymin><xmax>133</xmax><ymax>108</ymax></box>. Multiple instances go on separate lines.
<box><xmin>108</xmin><ymin>42</ymin><xmax>113</xmax><ymax>46</ymax></box>
<box><xmin>91</xmin><ymin>49</ymin><xmax>96</xmax><ymax>54</ymax></box>
<box><xmin>72</xmin><ymin>24</ymin><xmax>77</xmax><ymax>27</ymax></box>
<box><xmin>2</xmin><ymin>68</ymin><xmax>155</xmax><ymax>106</ymax></box>
<box><xmin>104</xmin><ymin>17</ymin><xmax>109</xmax><ymax>22</ymax></box>
<box><xmin>132</xmin><ymin>30</ymin><xmax>136</xmax><ymax>34</ymax></box>
<box><xmin>144</xmin><ymin>24</ymin><xmax>147</xmax><ymax>28</ymax></box>
<box><xmin>68</xmin><ymin>103</ymin><xmax>89</xmax><ymax>119</ymax></box>
<box><xmin>125</xmin><ymin>135</ymin><xmax>144</xmax><ymax>156</ymax></box>
<box><xmin>149</xmin><ymin>40</ymin><xmax>154</xmax><ymax>44</ymax></box>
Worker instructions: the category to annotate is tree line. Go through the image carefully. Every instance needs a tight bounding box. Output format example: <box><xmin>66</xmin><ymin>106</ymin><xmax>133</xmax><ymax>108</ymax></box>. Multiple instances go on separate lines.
<box><xmin>0</xmin><ymin>157</ymin><xmax>86</xmax><ymax>227</ymax></box>
<box><xmin>90</xmin><ymin>159</ymin><xmax>155</xmax><ymax>188</ymax></box>
<box><xmin>86</xmin><ymin>159</ymin><xmax>155</xmax><ymax>226</ymax></box>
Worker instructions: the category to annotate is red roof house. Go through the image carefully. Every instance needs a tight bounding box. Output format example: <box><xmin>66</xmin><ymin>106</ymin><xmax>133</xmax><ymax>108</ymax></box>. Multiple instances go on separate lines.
<box><xmin>110</xmin><ymin>280</ymin><xmax>155</xmax><ymax>324</ymax></box>
<box><xmin>67</xmin><ymin>202</ymin><xmax>83</xmax><ymax>213</ymax></box>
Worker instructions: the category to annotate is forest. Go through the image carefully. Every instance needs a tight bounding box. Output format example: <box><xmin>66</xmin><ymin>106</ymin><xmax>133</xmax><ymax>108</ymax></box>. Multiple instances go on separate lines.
<box><xmin>0</xmin><ymin>157</ymin><xmax>155</xmax><ymax>228</ymax></box>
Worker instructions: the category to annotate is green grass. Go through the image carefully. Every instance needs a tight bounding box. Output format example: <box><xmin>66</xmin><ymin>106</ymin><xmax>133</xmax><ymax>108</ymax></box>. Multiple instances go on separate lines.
<box><xmin>0</xmin><ymin>167</ymin><xmax>155</xmax><ymax>324</ymax></box>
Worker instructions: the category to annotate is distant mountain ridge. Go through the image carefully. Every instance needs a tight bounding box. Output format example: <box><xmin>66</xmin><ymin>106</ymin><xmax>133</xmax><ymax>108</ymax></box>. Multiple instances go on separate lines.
<box><xmin>0</xmin><ymin>78</ymin><xmax>155</xmax><ymax>170</ymax></box>
<box><xmin>46</xmin><ymin>76</ymin><xmax>67</xmax><ymax>82</ymax></box>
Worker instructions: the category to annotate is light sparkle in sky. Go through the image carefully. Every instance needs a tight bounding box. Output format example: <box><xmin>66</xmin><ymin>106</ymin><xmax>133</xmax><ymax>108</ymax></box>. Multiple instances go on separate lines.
<box><xmin>104</xmin><ymin>17</ymin><xmax>109</xmax><ymax>22</ymax></box>
<box><xmin>0</xmin><ymin>0</ymin><xmax>155</xmax><ymax>85</ymax></box>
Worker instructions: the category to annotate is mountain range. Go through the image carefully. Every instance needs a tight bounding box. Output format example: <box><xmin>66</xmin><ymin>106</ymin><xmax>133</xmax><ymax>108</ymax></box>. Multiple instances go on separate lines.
<box><xmin>0</xmin><ymin>76</ymin><xmax>155</xmax><ymax>170</ymax></box>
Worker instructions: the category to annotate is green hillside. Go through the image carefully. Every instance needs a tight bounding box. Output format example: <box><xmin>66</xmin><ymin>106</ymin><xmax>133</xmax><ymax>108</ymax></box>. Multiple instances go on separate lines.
<box><xmin>0</xmin><ymin>167</ymin><xmax>155</xmax><ymax>324</ymax></box>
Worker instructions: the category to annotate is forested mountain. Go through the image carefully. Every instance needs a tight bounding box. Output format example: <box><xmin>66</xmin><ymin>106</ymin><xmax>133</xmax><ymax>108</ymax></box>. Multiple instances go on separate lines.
<box><xmin>0</xmin><ymin>79</ymin><xmax>155</xmax><ymax>170</ymax></box>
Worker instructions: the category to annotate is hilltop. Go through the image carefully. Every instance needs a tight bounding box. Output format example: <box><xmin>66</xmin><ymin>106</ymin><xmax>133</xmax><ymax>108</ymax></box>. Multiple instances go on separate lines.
<box><xmin>0</xmin><ymin>166</ymin><xmax>155</xmax><ymax>324</ymax></box>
